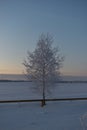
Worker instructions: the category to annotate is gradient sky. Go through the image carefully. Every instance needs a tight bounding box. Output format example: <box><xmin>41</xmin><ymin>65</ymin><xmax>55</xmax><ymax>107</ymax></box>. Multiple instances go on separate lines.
<box><xmin>0</xmin><ymin>0</ymin><xmax>87</xmax><ymax>76</ymax></box>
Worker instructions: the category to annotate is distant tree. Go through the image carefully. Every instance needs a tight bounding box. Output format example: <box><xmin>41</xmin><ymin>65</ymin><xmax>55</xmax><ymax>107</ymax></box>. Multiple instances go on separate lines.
<box><xmin>23</xmin><ymin>34</ymin><xmax>64</xmax><ymax>106</ymax></box>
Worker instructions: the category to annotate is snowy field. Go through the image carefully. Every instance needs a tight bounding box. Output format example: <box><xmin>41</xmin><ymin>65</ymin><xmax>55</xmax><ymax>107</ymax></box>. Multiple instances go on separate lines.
<box><xmin>0</xmin><ymin>82</ymin><xmax>87</xmax><ymax>130</ymax></box>
<box><xmin>0</xmin><ymin>82</ymin><xmax>87</xmax><ymax>100</ymax></box>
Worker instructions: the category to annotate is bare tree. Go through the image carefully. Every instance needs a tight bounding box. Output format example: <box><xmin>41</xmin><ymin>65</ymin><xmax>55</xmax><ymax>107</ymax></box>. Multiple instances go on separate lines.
<box><xmin>23</xmin><ymin>34</ymin><xmax>64</xmax><ymax>106</ymax></box>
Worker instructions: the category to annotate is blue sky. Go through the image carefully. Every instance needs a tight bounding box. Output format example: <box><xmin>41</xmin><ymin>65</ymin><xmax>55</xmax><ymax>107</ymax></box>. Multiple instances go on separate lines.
<box><xmin>0</xmin><ymin>0</ymin><xmax>87</xmax><ymax>75</ymax></box>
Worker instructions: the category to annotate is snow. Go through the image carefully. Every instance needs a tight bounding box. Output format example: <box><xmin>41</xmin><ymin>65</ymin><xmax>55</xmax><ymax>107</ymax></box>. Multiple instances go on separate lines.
<box><xmin>0</xmin><ymin>82</ymin><xmax>87</xmax><ymax>130</ymax></box>
<box><xmin>0</xmin><ymin>82</ymin><xmax>87</xmax><ymax>100</ymax></box>
<box><xmin>0</xmin><ymin>101</ymin><xmax>87</xmax><ymax>130</ymax></box>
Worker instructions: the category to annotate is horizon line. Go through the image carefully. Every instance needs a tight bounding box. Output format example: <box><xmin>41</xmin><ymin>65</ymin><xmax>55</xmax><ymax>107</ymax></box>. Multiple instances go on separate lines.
<box><xmin>0</xmin><ymin>73</ymin><xmax>87</xmax><ymax>77</ymax></box>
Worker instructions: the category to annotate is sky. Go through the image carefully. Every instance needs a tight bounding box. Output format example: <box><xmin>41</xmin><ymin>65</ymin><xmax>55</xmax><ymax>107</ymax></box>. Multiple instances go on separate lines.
<box><xmin>0</xmin><ymin>0</ymin><xmax>87</xmax><ymax>76</ymax></box>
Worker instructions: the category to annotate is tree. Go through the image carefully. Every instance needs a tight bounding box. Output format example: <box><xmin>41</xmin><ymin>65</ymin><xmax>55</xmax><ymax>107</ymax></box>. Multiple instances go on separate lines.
<box><xmin>23</xmin><ymin>34</ymin><xmax>64</xmax><ymax>106</ymax></box>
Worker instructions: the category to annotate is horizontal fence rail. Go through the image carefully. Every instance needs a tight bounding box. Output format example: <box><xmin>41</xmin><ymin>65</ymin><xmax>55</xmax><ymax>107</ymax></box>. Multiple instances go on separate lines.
<box><xmin>0</xmin><ymin>97</ymin><xmax>87</xmax><ymax>103</ymax></box>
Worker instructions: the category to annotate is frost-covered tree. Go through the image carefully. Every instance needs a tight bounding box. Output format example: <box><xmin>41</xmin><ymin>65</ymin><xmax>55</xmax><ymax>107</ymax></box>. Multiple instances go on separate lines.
<box><xmin>23</xmin><ymin>34</ymin><xmax>64</xmax><ymax>106</ymax></box>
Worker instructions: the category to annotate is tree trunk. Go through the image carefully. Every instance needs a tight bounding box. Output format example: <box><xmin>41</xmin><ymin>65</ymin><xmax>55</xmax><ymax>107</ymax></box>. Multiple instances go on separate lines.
<box><xmin>41</xmin><ymin>89</ymin><xmax>46</xmax><ymax>107</ymax></box>
<box><xmin>41</xmin><ymin>73</ymin><xmax>46</xmax><ymax>107</ymax></box>
<box><xmin>41</xmin><ymin>64</ymin><xmax>46</xmax><ymax>107</ymax></box>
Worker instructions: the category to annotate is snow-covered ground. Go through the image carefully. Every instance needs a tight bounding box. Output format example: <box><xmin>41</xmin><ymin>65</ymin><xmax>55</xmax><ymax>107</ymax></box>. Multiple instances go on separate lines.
<box><xmin>0</xmin><ymin>82</ymin><xmax>87</xmax><ymax>100</ymax></box>
<box><xmin>0</xmin><ymin>101</ymin><xmax>87</xmax><ymax>130</ymax></box>
<box><xmin>0</xmin><ymin>82</ymin><xmax>87</xmax><ymax>130</ymax></box>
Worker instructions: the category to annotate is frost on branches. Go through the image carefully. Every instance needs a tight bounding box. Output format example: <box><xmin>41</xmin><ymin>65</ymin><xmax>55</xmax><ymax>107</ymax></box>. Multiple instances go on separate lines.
<box><xmin>23</xmin><ymin>34</ymin><xmax>64</xmax><ymax>106</ymax></box>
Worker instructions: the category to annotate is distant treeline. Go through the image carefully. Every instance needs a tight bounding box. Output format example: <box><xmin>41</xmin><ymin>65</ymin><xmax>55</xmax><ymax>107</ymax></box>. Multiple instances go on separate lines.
<box><xmin>56</xmin><ymin>81</ymin><xmax>87</xmax><ymax>83</ymax></box>
<box><xmin>0</xmin><ymin>80</ymin><xmax>87</xmax><ymax>83</ymax></box>
<box><xmin>0</xmin><ymin>80</ymin><xmax>28</xmax><ymax>82</ymax></box>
